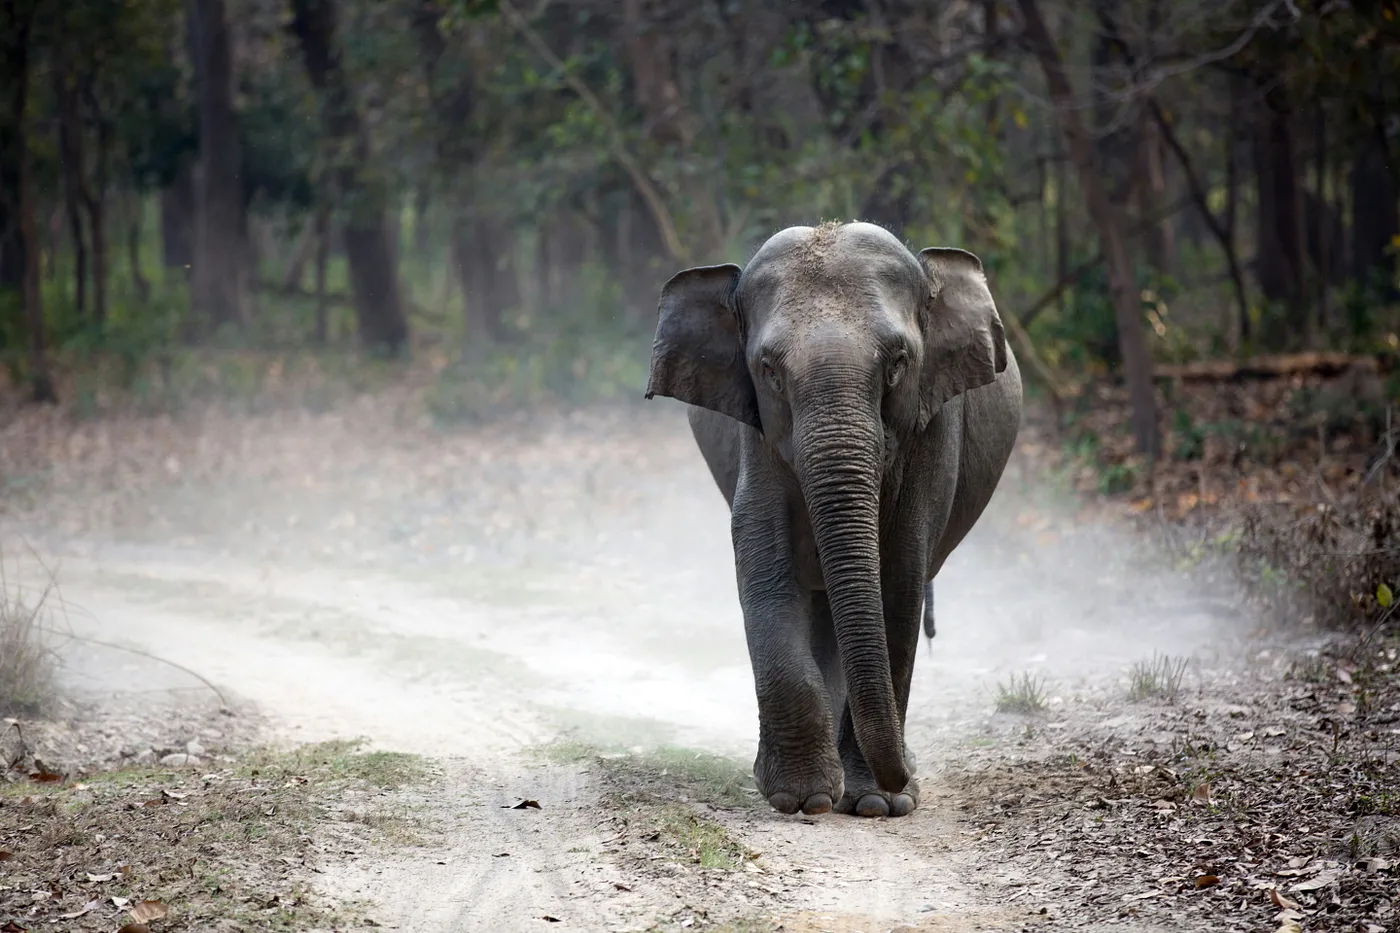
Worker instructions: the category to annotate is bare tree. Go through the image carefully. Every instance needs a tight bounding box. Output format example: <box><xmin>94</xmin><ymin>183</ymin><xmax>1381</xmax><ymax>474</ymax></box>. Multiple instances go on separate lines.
<box><xmin>188</xmin><ymin>0</ymin><xmax>250</xmax><ymax>332</ymax></box>
<box><xmin>291</xmin><ymin>0</ymin><xmax>410</xmax><ymax>354</ymax></box>
<box><xmin>1017</xmin><ymin>0</ymin><xmax>1159</xmax><ymax>458</ymax></box>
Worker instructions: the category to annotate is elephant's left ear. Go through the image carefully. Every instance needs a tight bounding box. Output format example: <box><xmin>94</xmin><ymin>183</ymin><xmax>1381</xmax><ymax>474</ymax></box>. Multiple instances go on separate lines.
<box><xmin>916</xmin><ymin>247</ymin><xmax>1008</xmax><ymax>428</ymax></box>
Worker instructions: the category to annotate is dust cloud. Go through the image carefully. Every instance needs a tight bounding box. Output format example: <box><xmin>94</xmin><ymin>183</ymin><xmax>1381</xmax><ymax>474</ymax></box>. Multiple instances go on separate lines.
<box><xmin>2</xmin><ymin>394</ymin><xmax>1260</xmax><ymax>773</ymax></box>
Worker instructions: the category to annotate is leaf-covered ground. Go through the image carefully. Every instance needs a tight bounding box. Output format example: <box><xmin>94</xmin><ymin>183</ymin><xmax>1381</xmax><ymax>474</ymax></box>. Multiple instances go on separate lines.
<box><xmin>0</xmin><ymin>735</ymin><xmax>429</xmax><ymax>932</ymax></box>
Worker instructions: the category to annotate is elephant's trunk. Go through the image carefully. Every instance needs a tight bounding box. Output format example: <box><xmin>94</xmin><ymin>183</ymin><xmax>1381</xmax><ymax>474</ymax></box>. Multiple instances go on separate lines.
<box><xmin>793</xmin><ymin>398</ymin><xmax>908</xmax><ymax>794</ymax></box>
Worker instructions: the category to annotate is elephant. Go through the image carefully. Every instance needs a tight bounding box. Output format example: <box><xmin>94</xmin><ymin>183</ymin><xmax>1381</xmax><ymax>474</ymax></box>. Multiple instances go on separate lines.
<box><xmin>644</xmin><ymin>221</ymin><xmax>1023</xmax><ymax>819</ymax></box>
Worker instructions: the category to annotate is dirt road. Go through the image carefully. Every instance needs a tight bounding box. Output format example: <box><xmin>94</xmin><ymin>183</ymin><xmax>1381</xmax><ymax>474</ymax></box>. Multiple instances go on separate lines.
<box><xmin>5</xmin><ymin>400</ymin><xmax>1368</xmax><ymax>932</ymax></box>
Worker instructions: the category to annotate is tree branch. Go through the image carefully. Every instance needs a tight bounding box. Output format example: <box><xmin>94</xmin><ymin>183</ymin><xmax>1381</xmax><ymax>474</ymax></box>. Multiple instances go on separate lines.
<box><xmin>497</xmin><ymin>0</ymin><xmax>688</xmax><ymax>264</ymax></box>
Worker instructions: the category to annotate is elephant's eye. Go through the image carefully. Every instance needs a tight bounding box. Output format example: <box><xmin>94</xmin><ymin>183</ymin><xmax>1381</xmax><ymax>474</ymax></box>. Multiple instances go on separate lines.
<box><xmin>887</xmin><ymin>350</ymin><xmax>909</xmax><ymax>389</ymax></box>
<box><xmin>761</xmin><ymin>358</ymin><xmax>782</xmax><ymax>393</ymax></box>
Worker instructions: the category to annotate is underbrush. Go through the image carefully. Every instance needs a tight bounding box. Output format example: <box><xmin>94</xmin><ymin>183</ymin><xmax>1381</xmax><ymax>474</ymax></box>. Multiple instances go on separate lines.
<box><xmin>1032</xmin><ymin>358</ymin><xmax>1400</xmax><ymax>632</ymax></box>
<box><xmin>0</xmin><ymin>562</ymin><xmax>58</xmax><ymax>718</ymax></box>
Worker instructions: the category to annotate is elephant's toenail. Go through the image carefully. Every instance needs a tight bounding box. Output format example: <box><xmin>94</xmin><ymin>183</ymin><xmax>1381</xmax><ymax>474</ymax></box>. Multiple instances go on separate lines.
<box><xmin>890</xmin><ymin>793</ymin><xmax>916</xmax><ymax>816</ymax></box>
<box><xmin>855</xmin><ymin>793</ymin><xmax>890</xmax><ymax>818</ymax></box>
<box><xmin>801</xmin><ymin>793</ymin><xmax>832</xmax><ymax>815</ymax></box>
<box><xmin>768</xmin><ymin>792</ymin><xmax>800</xmax><ymax>814</ymax></box>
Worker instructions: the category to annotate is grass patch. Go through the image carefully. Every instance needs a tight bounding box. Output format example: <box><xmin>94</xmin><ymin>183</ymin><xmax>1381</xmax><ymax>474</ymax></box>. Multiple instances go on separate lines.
<box><xmin>243</xmin><ymin>737</ymin><xmax>427</xmax><ymax>789</ymax></box>
<box><xmin>0</xmin><ymin>563</ymin><xmax>58</xmax><ymax>717</ymax></box>
<box><xmin>1127</xmin><ymin>653</ymin><xmax>1190</xmax><ymax>702</ymax></box>
<box><xmin>995</xmin><ymin>672</ymin><xmax>1049</xmax><ymax>714</ymax></box>
<box><xmin>650</xmin><ymin>802</ymin><xmax>751</xmax><ymax>869</ymax></box>
<box><xmin>538</xmin><ymin>740</ymin><xmax>761</xmax><ymax>809</ymax></box>
<box><xmin>0</xmin><ymin>739</ymin><xmax>430</xmax><ymax>930</ymax></box>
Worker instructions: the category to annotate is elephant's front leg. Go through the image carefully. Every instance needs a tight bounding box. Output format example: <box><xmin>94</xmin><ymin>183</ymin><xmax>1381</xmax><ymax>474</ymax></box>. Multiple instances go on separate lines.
<box><xmin>831</xmin><ymin>565</ymin><xmax>926</xmax><ymax>817</ymax></box>
<box><xmin>733</xmin><ymin>492</ymin><xmax>844</xmax><ymax>816</ymax></box>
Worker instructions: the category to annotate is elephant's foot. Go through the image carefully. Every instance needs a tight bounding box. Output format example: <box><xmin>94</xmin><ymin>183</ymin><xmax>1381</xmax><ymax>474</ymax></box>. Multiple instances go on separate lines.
<box><xmin>753</xmin><ymin>741</ymin><xmax>844</xmax><ymax>816</ymax></box>
<box><xmin>833</xmin><ymin>747</ymin><xmax>920</xmax><ymax>818</ymax></box>
<box><xmin>833</xmin><ymin>774</ymin><xmax>920</xmax><ymax>818</ymax></box>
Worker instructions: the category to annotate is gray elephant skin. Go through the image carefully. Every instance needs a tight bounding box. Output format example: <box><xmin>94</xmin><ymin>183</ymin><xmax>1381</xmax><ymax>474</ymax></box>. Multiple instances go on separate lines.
<box><xmin>645</xmin><ymin>221</ymin><xmax>1023</xmax><ymax>819</ymax></box>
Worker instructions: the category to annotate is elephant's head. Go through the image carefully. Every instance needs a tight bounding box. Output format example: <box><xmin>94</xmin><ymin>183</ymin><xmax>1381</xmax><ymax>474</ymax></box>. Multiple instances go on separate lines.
<box><xmin>645</xmin><ymin>222</ymin><xmax>1007</xmax><ymax>794</ymax></box>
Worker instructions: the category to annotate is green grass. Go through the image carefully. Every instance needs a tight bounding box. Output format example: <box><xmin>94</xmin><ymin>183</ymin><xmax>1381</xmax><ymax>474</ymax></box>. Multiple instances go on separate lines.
<box><xmin>1128</xmin><ymin>653</ymin><xmax>1190</xmax><ymax>702</ymax></box>
<box><xmin>650</xmin><ymin>803</ymin><xmax>752</xmax><ymax>869</ymax></box>
<box><xmin>242</xmin><ymin>738</ymin><xmax>428</xmax><ymax>789</ymax></box>
<box><xmin>995</xmin><ymin>672</ymin><xmax>1049</xmax><ymax>714</ymax></box>
<box><xmin>537</xmin><ymin>740</ymin><xmax>761</xmax><ymax>808</ymax></box>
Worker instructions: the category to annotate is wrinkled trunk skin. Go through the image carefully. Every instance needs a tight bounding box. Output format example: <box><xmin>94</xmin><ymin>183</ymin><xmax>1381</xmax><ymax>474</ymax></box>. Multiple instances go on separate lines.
<box><xmin>792</xmin><ymin>402</ymin><xmax>907</xmax><ymax>794</ymax></box>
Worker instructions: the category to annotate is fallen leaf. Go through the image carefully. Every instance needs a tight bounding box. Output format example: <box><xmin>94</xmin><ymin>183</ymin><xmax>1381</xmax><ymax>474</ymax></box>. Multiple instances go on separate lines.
<box><xmin>612</xmin><ymin>882</ymin><xmax>631</xmax><ymax>891</ymax></box>
<box><xmin>506</xmin><ymin>799</ymin><xmax>541</xmax><ymax>810</ymax></box>
<box><xmin>130</xmin><ymin>900</ymin><xmax>168</xmax><ymax>922</ymax></box>
<box><xmin>116</xmin><ymin>926</ymin><xmax>151</xmax><ymax>933</ymax></box>
<box><xmin>28</xmin><ymin>770</ymin><xmax>62</xmax><ymax>784</ymax></box>
<box><xmin>1276</xmin><ymin>923</ymin><xmax>1303</xmax><ymax>933</ymax></box>
<box><xmin>1</xmin><ymin>922</ymin><xmax>26</xmax><ymax>932</ymax></box>
<box><xmin>1191</xmin><ymin>783</ymin><xmax>1212</xmax><ymax>805</ymax></box>
<box><xmin>161</xmin><ymin>789</ymin><xmax>188</xmax><ymax>801</ymax></box>
<box><xmin>86</xmin><ymin>873</ymin><xmax>115</xmax><ymax>883</ymax></box>
<box><xmin>59</xmin><ymin>900</ymin><xmax>100</xmax><ymax>920</ymax></box>
<box><xmin>1377</xmin><ymin>583</ymin><xmax>1393</xmax><ymax>608</ymax></box>
<box><xmin>112</xmin><ymin>896</ymin><xmax>131</xmax><ymax>909</ymax></box>
<box><xmin>1194</xmin><ymin>874</ymin><xmax>1219</xmax><ymax>889</ymax></box>
<box><xmin>1291</xmin><ymin>870</ymin><xmax>1340</xmax><ymax>891</ymax></box>
<box><xmin>1337</xmin><ymin>668</ymin><xmax>1353</xmax><ymax>685</ymax></box>
<box><xmin>0</xmin><ymin>850</ymin><xmax>11</xmax><ymax>861</ymax></box>
<box><xmin>541</xmin><ymin>916</ymin><xmax>561</xmax><ymax>923</ymax></box>
<box><xmin>1269</xmin><ymin>888</ymin><xmax>1302</xmax><ymax>911</ymax></box>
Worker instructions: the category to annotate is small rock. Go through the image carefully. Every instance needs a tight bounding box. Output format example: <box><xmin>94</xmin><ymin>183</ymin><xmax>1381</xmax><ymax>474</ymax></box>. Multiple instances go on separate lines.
<box><xmin>185</xmin><ymin>740</ymin><xmax>206</xmax><ymax>757</ymax></box>
<box><xmin>160</xmin><ymin>753</ymin><xmax>203</xmax><ymax>768</ymax></box>
<box><xmin>133</xmin><ymin>749</ymin><xmax>158</xmax><ymax>766</ymax></box>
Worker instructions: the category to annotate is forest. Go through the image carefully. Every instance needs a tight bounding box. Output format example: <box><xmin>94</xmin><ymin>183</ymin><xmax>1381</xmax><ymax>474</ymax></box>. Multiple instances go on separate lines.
<box><xmin>1</xmin><ymin>4</ymin><xmax>1399</xmax><ymax>931</ymax></box>
<box><xmin>0</xmin><ymin>0</ymin><xmax>1395</xmax><ymax>447</ymax></box>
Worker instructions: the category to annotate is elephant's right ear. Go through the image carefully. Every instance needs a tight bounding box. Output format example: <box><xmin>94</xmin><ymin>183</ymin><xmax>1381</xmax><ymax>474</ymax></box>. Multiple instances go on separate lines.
<box><xmin>645</xmin><ymin>263</ymin><xmax>760</xmax><ymax>431</ymax></box>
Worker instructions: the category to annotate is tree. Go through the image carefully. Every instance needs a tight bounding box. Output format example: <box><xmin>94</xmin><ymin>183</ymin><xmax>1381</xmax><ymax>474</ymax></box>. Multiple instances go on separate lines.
<box><xmin>291</xmin><ymin>0</ymin><xmax>409</xmax><ymax>354</ymax></box>
<box><xmin>188</xmin><ymin>0</ymin><xmax>250</xmax><ymax>333</ymax></box>
<box><xmin>1016</xmin><ymin>0</ymin><xmax>1159</xmax><ymax>458</ymax></box>
<box><xmin>0</xmin><ymin>0</ymin><xmax>56</xmax><ymax>402</ymax></box>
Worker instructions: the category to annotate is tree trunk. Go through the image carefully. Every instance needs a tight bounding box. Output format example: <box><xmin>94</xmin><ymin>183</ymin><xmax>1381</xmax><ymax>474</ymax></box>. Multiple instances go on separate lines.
<box><xmin>291</xmin><ymin>0</ymin><xmax>409</xmax><ymax>354</ymax></box>
<box><xmin>55</xmin><ymin>63</ymin><xmax>88</xmax><ymax>319</ymax></box>
<box><xmin>82</xmin><ymin>84</ymin><xmax>110</xmax><ymax>328</ymax></box>
<box><xmin>1136</xmin><ymin>109</ymin><xmax>1175</xmax><ymax>273</ymax></box>
<box><xmin>0</xmin><ymin>1</ymin><xmax>57</xmax><ymax>402</ymax></box>
<box><xmin>1313</xmin><ymin>105</ymin><xmax>1329</xmax><ymax>336</ymax></box>
<box><xmin>127</xmin><ymin>194</ymin><xmax>150</xmax><ymax>303</ymax></box>
<box><xmin>314</xmin><ymin>202</ymin><xmax>330</xmax><ymax>345</ymax></box>
<box><xmin>1350</xmin><ymin>126</ymin><xmax>1399</xmax><ymax>302</ymax></box>
<box><xmin>1226</xmin><ymin>78</ymin><xmax>1245</xmax><ymax>345</ymax></box>
<box><xmin>451</xmin><ymin>208</ymin><xmax>516</xmax><ymax>342</ymax></box>
<box><xmin>1251</xmin><ymin>87</ymin><xmax>1308</xmax><ymax>345</ymax></box>
<box><xmin>160</xmin><ymin>162</ymin><xmax>195</xmax><ymax>271</ymax></box>
<box><xmin>1018</xmin><ymin>0</ymin><xmax>1159</xmax><ymax>458</ymax></box>
<box><xmin>189</xmin><ymin>0</ymin><xmax>250</xmax><ymax>332</ymax></box>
